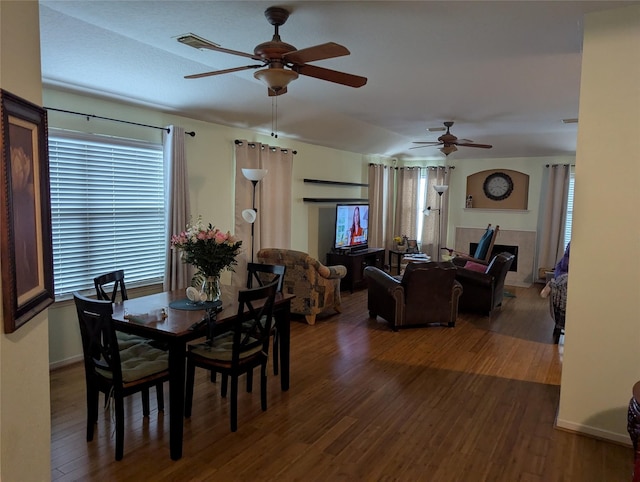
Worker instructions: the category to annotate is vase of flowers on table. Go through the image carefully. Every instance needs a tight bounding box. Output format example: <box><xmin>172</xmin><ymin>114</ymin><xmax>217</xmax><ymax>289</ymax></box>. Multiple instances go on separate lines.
<box><xmin>170</xmin><ymin>217</ymin><xmax>242</xmax><ymax>302</ymax></box>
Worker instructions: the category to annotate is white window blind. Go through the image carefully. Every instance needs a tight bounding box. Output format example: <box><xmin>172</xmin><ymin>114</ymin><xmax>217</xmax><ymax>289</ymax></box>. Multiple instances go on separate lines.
<box><xmin>48</xmin><ymin>130</ymin><xmax>165</xmax><ymax>298</ymax></box>
<box><xmin>564</xmin><ymin>167</ymin><xmax>575</xmax><ymax>248</ymax></box>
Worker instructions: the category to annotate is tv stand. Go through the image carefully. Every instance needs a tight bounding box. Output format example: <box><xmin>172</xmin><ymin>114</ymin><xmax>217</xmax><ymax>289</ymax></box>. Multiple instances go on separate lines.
<box><xmin>327</xmin><ymin>248</ymin><xmax>384</xmax><ymax>292</ymax></box>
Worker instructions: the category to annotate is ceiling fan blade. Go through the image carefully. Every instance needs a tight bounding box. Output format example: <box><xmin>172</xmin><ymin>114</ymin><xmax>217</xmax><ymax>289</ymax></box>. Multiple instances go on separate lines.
<box><xmin>455</xmin><ymin>142</ymin><xmax>493</xmax><ymax>149</ymax></box>
<box><xmin>410</xmin><ymin>145</ymin><xmax>434</xmax><ymax>150</ymax></box>
<box><xmin>294</xmin><ymin>64</ymin><xmax>367</xmax><ymax>88</ymax></box>
<box><xmin>184</xmin><ymin>65</ymin><xmax>263</xmax><ymax>79</ymax></box>
<box><xmin>177</xmin><ymin>33</ymin><xmax>262</xmax><ymax>61</ymax></box>
<box><xmin>412</xmin><ymin>142</ymin><xmax>442</xmax><ymax>146</ymax></box>
<box><xmin>283</xmin><ymin>42</ymin><xmax>350</xmax><ymax>64</ymax></box>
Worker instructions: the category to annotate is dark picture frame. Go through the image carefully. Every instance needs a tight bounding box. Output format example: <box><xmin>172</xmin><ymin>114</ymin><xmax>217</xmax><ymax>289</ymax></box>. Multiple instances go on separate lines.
<box><xmin>0</xmin><ymin>90</ymin><xmax>54</xmax><ymax>333</ymax></box>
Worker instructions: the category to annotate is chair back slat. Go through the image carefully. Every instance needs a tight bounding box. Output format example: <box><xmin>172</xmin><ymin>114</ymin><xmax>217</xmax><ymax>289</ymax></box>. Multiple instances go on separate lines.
<box><xmin>247</xmin><ymin>263</ymin><xmax>285</xmax><ymax>292</ymax></box>
<box><xmin>94</xmin><ymin>269</ymin><xmax>128</xmax><ymax>302</ymax></box>
<box><xmin>231</xmin><ymin>280</ymin><xmax>279</xmax><ymax>365</ymax></box>
<box><xmin>74</xmin><ymin>292</ymin><xmax>123</xmax><ymax>383</ymax></box>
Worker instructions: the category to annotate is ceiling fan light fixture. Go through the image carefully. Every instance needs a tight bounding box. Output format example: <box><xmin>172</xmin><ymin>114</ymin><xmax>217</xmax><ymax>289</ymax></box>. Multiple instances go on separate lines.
<box><xmin>254</xmin><ymin>68</ymin><xmax>298</xmax><ymax>93</ymax></box>
<box><xmin>440</xmin><ymin>145</ymin><xmax>458</xmax><ymax>156</ymax></box>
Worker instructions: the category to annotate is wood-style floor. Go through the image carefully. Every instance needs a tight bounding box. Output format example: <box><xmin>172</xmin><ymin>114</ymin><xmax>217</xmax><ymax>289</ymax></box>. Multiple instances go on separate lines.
<box><xmin>51</xmin><ymin>285</ymin><xmax>633</xmax><ymax>481</ymax></box>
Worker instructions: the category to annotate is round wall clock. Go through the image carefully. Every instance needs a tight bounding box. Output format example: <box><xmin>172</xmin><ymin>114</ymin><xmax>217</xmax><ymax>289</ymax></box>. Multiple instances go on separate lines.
<box><xmin>483</xmin><ymin>172</ymin><xmax>514</xmax><ymax>201</ymax></box>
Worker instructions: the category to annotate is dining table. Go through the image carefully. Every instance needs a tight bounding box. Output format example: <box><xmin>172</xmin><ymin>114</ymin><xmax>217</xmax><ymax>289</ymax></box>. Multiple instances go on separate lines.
<box><xmin>111</xmin><ymin>285</ymin><xmax>294</xmax><ymax>460</ymax></box>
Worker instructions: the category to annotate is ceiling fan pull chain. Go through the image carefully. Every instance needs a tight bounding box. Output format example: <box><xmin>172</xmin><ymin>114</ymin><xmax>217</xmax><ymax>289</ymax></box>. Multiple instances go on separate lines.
<box><xmin>271</xmin><ymin>96</ymin><xmax>278</xmax><ymax>138</ymax></box>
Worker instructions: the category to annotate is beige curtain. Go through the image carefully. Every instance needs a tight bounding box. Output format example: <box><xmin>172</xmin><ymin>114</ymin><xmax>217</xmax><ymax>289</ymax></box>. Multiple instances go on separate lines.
<box><xmin>163</xmin><ymin>125</ymin><xmax>192</xmax><ymax>290</ymax></box>
<box><xmin>368</xmin><ymin>164</ymin><xmax>395</xmax><ymax>251</ymax></box>
<box><xmin>394</xmin><ymin>167</ymin><xmax>421</xmax><ymax>239</ymax></box>
<box><xmin>421</xmin><ymin>167</ymin><xmax>450</xmax><ymax>260</ymax></box>
<box><xmin>537</xmin><ymin>164</ymin><xmax>570</xmax><ymax>276</ymax></box>
<box><xmin>234</xmin><ymin>140</ymin><xmax>293</xmax><ymax>286</ymax></box>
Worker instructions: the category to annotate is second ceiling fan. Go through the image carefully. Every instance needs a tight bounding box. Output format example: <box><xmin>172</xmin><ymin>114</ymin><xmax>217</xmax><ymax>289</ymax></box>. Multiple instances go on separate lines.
<box><xmin>178</xmin><ymin>6</ymin><xmax>367</xmax><ymax>96</ymax></box>
<box><xmin>412</xmin><ymin>121</ymin><xmax>493</xmax><ymax>156</ymax></box>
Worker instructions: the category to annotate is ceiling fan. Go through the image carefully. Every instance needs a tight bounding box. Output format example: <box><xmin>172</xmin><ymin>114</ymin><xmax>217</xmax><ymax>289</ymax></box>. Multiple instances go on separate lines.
<box><xmin>177</xmin><ymin>6</ymin><xmax>367</xmax><ymax>96</ymax></box>
<box><xmin>411</xmin><ymin>121</ymin><xmax>493</xmax><ymax>156</ymax></box>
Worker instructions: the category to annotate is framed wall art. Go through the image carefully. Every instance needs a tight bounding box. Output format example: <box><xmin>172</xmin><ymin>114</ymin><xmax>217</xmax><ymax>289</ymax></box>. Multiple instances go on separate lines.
<box><xmin>0</xmin><ymin>89</ymin><xmax>54</xmax><ymax>333</ymax></box>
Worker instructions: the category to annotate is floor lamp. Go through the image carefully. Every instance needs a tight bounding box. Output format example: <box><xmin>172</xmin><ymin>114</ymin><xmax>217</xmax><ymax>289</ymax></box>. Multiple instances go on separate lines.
<box><xmin>424</xmin><ymin>185</ymin><xmax>449</xmax><ymax>261</ymax></box>
<box><xmin>241</xmin><ymin>168</ymin><xmax>268</xmax><ymax>263</ymax></box>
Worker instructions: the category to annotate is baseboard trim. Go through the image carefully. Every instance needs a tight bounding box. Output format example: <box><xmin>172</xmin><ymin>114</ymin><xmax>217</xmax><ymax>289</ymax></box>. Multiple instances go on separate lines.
<box><xmin>50</xmin><ymin>354</ymin><xmax>83</xmax><ymax>371</ymax></box>
<box><xmin>555</xmin><ymin>418</ymin><xmax>632</xmax><ymax>447</ymax></box>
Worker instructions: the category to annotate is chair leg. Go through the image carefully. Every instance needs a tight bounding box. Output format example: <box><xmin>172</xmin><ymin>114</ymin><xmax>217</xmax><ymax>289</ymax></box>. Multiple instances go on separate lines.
<box><xmin>272</xmin><ymin>330</ymin><xmax>279</xmax><ymax>376</ymax></box>
<box><xmin>115</xmin><ymin>395</ymin><xmax>125</xmax><ymax>461</ymax></box>
<box><xmin>141</xmin><ymin>388</ymin><xmax>150</xmax><ymax>417</ymax></box>
<box><xmin>246</xmin><ymin>371</ymin><xmax>253</xmax><ymax>393</ymax></box>
<box><xmin>210</xmin><ymin>370</ymin><xmax>217</xmax><ymax>383</ymax></box>
<box><xmin>334</xmin><ymin>304</ymin><xmax>342</xmax><ymax>314</ymax></box>
<box><xmin>156</xmin><ymin>382</ymin><xmax>164</xmax><ymax>412</ymax></box>
<box><xmin>305</xmin><ymin>314</ymin><xmax>316</xmax><ymax>325</ymax></box>
<box><xmin>184</xmin><ymin>361</ymin><xmax>196</xmax><ymax>418</ymax></box>
<box><xmin>86</xmin><ymin>385</ymin><xmax>99</xmax><ymax>441</ymax></box>
<box><xmin>261</xmin><ymin>364</ymin><xmax>268</xmax><ymax>412</ymax></box>
<box><xmin>221</xmin><ymin>373</ymin><xmax>228</xmax><ymax>398</ymax></box>
<box><xmin>230</xmin><ymin>375</ymin><xmax>238</xmax><ymax>432</ymax></box>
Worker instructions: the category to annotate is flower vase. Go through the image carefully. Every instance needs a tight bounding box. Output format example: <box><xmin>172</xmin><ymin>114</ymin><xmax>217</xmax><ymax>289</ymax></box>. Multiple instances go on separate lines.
<box><xmin>201</xmin><ymin>275</ymin><xmax>221</xmax><ymax>302</ymax></box>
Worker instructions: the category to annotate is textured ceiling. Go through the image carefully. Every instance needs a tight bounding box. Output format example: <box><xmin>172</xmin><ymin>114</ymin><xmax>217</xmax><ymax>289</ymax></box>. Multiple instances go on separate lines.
<box><xmin>38</xmin><ymin>1</ymin><xmax>635</xmax><ymax>161</ymax></box>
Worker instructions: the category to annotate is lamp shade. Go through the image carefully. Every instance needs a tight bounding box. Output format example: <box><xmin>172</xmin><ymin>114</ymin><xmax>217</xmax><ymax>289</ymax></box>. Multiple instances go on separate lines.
<box><xmin>254</xmin><ymin>68</ymin><xmax>299</xmax><ymax>93</ymax></box>
<box><xmin>241</xmin><ymin>168</ymin><xmax>268</xmax><ymax>182</ymax></box>
<box><xmin>242</xmin><ymin>208</ymin><xmax>257</xmax><ymax>224</ymax></box>
<box><xmin>434</xmin><ymin>185</ymin><xmax>449</xmax><ymax>194</ymax></box>
<box><xmin>440</xmin><ymin>145</ymin><xmax>458</xmax><ymax>156</ymax></box>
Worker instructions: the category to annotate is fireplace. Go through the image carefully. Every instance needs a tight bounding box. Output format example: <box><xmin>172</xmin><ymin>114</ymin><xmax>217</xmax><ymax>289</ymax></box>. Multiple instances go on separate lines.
<box><xmin>469</xmin><ymin>243</ymin><xmax>518</xmax><ymax>272</ymax></box>
<box><xmin>455</xmin><ymin>227</ymin><xmax>536</xmax><ymax>287</ymax></box>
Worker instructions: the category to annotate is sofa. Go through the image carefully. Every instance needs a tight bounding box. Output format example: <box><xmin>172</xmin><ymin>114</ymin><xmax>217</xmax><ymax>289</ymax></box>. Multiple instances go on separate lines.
<box><xmin>257</xmin><ymin>248</ymin><xmax>347</xmax><ymax>325</ymax></box>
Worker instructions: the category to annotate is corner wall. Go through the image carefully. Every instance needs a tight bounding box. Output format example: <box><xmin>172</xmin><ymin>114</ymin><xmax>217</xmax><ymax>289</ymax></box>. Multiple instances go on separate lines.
<box><xmin>0</xmin><ymin>1</ymin><xmax>52</xmax><ymax>480</ymax></box>
<box><xmin>557</xmin><ymin>4</ymin><xmax>640</xmax><ymax>444</ymax></box>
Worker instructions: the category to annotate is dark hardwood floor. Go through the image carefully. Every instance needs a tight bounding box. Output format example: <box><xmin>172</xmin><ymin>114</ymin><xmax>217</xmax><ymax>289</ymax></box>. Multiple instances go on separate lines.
<box><xmin>51</xmin><ymin>284</ymin><xmax>633</xmax><ymax>481</ymax></box>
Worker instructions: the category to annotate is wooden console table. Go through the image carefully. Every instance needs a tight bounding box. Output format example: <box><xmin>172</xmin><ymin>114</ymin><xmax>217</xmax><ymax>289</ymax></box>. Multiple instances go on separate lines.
<box><xmin>327</xmin><ymin>248</ymin><xmax>384</xmax><ymax>292</ymax></box>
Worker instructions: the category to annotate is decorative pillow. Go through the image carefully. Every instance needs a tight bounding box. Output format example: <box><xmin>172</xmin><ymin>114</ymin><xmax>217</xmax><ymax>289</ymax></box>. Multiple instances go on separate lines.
<box><xmin>464</xmin><ymin>261</ymin><xmax>487</xmax><ymax>273</ymax></box>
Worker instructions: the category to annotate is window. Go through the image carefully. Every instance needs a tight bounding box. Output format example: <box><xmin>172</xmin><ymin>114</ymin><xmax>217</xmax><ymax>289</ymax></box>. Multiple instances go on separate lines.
<box><xmin>564</xmin><ymin>166</ymin><xmax>575</xmax><ymax>248</ymax></box>
<box><xmin>48</xmin><ymin>130</ymin><xmax>165</xmax><ymax>298</ymax></box>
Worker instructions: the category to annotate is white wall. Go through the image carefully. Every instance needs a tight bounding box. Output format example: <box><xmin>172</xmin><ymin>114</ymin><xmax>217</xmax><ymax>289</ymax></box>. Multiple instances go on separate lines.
<box><xmin>0</xmin><ymin>1</ymin><xmax>52</xmax><ymax>480</ymax></box>
<box><xmin>557</xmin><ymin>4</ymin><xmax>640</xmax><ymax>444</ymax></box>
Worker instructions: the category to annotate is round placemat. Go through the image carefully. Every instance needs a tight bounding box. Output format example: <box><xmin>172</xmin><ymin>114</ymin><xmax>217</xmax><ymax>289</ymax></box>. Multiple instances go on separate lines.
<box><xmin>169</xmin><ymin>299</ymin><xmax>222</xmax><ymax>311</ymax></box>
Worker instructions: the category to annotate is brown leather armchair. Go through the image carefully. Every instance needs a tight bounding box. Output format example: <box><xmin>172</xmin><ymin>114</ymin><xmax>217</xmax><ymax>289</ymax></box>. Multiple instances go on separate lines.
<box><xmin>364</xmin><ymin>261</ymin><xmax>463</xmax><ymax>331</ymax></box>
<box><xmin>452</xmin><ymin>252</ymin><xmax>515</xmax><ymax>316</ymax></box>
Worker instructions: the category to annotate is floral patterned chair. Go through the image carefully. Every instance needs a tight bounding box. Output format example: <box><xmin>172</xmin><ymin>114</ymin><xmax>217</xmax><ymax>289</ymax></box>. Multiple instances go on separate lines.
<box><xmin>257</xmin><ymin>248</ymin><xmax>347</xmax><ymax>325</ymax></box>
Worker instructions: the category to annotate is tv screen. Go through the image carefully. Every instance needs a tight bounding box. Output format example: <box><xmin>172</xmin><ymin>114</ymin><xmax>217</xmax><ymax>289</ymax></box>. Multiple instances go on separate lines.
<box><xmin>334</xmin><ymin>204</ymin><xmax>369</xmax><ymax>249</ymax></box>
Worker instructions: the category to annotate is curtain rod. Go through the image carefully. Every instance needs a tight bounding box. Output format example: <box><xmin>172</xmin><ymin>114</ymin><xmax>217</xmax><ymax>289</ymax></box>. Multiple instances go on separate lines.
<box><xmin>545</xmin><ymin>163</ymin><xmax>575</xmax><ymax>167</ymax></box>
<box><xmin>368</xmin><ymin>163</ymin><xmax>455</xmax><ymax>169</ymax></box>
<box><xmin>234</xmin><ymin>139</ymin><xmax>297</xmax><ymax>155</ymax></box>
<box><xmin>44</xmin><ymin>107</ymin><xmax>196</xmax><ymax>137</ymax></box>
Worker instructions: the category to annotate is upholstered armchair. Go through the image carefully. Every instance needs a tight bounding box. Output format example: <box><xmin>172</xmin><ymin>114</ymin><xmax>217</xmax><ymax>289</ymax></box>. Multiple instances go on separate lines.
<box><xmin>363</xmin><ymin>261</ymin><xmax>463</xmax><ymax>331</ymax></box>
<box><xmin>257</xmin><ymin>248</ymin><xmax>347</xmax><ymax>325</ymax></box>
<box><xmin>452</xmin><ymin>252</ymin><xmax>515</xmax><ymax>316</ymax></box>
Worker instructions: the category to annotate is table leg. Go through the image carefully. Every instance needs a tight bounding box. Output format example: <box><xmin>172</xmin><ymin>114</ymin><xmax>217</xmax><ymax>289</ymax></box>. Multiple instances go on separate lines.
<box><xmin>168</xmin><ymin>340</ymin><xmax>186</xmax><ymax>460</ymax></box>
<box><xmin>277</xmin><ymin>300</ymin><xmax>291</xmax><ymax>391</ymax></box>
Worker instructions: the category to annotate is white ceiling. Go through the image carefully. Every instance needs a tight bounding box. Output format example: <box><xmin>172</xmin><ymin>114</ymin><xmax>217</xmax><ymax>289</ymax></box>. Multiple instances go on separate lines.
<box><xmin>38</xmin><ymin>0</ymin><xmax>635</xmax><ymax>161</ymax></box>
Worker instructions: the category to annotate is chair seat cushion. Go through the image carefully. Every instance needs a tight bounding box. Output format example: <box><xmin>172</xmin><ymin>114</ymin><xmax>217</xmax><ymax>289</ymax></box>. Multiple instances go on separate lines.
<box><xmin>464</xmin><ymin>260</ymin><xmax>487</xmax><ymax>272</ymax></box>
<box><xmin>189</xmin><ymin>331</ymin><xmax>262</xmax><ymax>361</ymax></box>
<box><xmin>97</xmin><ymin>343</ymin><xmax>168</xmax><ymax>383</ymax></box>
<box><xmin>116</xmin><ymin>331</ymin><xmax>150</xmax><ymax>349</ymax></box>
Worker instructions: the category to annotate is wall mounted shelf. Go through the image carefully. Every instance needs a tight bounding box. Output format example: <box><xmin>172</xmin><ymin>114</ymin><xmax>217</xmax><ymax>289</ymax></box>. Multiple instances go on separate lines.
<box><xmin>303</xmin><ymin>198</ymin><xmax>369</xmax><ymax>203</ymax></box>
<box><xmin>303</xmin><ymin>178</ymin><xmax>369</xmax><ymax>187</ymax></box>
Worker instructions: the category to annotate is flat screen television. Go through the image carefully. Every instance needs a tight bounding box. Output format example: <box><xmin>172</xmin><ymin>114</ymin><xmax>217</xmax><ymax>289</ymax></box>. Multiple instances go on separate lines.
<box><xmin>334</xmin><ymin>203</ymin><xmax>369</xmax><ymax>251</ymax></box>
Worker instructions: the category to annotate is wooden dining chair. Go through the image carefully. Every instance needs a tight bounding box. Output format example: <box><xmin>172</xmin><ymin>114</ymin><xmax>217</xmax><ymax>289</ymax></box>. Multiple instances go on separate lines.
<box><xmin>94</xmin><ymin>269</ymin><xmax>128</xmax><ymax>302</ymax></box>
<box><xmin>94</xmin><ymin>270</ymin><xmax>165</xmax><ymax>410</ymax></box>
<box><xmin>73</xmin><ymin>292</ymin><xmax>170</xmax><ymax>460</ymax></box>
<box><xmin>184</xmin><ymin>280</ymin><xmax>279</xmax><ymax>432</ymax></box>
<box><xmin>247</xmin><ymin>262</ymin><xmax>285</xmax><ymax>375</ymax></box>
